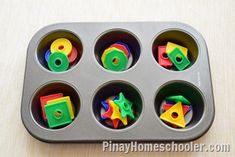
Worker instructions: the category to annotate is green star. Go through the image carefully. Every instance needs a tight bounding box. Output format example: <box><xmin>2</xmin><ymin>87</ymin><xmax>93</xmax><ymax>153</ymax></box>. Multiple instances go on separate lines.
<box><xmin>114</xmin><ymin>92</ymin><xmax>135</xmax><ymax>119</ymax></box>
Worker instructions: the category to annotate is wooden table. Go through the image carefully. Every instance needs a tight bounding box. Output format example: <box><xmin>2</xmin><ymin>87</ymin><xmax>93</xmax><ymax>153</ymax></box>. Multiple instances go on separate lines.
<box><xmin>0</xmin><ymin>0</ymin><xmax>234</xmax><ymax>156</ymax></box>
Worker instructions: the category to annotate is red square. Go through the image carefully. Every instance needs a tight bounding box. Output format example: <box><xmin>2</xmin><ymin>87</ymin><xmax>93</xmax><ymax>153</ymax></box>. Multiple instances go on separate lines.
<box><xmin>39</xmin><ymin>93</ymin><xmax>63</xmax><ymax>121</ymax></box>
<box><xmin>158</xmin><ymin>46</ymin><xmax>173</xmax><ymax>68</ymax></box>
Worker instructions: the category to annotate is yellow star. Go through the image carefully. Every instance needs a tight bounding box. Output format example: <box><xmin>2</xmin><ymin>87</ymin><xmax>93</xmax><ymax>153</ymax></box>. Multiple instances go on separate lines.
<box><xmin>108</xmin><ymin>100</ymin><xmax>127</xmax><ymax>126</ymax></box>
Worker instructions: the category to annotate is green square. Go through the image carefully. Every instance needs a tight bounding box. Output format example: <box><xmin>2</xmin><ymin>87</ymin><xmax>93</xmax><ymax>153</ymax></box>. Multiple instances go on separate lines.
<box><xmin>168</xmin><ymin>48</ymin><xmax>190</xmax><ymax>71</ymax></box>
<box><xmin>44</xmin><ymin>100</ymin><xmax>72</xmax><ymax>128</ymax></box>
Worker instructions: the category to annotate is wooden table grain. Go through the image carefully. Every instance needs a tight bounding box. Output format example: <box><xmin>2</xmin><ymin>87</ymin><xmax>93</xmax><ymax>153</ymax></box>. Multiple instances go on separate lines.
<box><xmin>0</xmin><ymin>0</ymin><xmax>234</xmax><ymax>156</ymax></box>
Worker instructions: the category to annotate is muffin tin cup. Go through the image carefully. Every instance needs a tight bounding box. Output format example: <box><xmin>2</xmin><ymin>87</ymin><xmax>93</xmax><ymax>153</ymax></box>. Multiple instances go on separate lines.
<box><xmin>152</xmin><ymin>29</ymin><xmax>199</xmax><ymax>71</ymax></box>
<box><xmin>92</xmin><ymin>81</ymin><xmax>143</xmax><ymax>130</ymax></box>
<box><xmin>30</xmin><ymin>81</ymin><xmax>80</xmax><ymax>129</ymax></box>
<box><xmin>37</xmin><ymin>30</ymin><xmax>83</xmax><ymax>71</ymax></box>
<box><xmin>94</xmin><ymin>29</ymin><xmax>141</xmax><ymax>71</ymax></box>
<box><xmin>155</xmin><ymin>81</ymin><xmax>204</xmax><ymax>129</ymax></box>
<box><xmin>21</xmin><ymin>22</ymin><xmax>215</xmax><ymax>142</ymax></box>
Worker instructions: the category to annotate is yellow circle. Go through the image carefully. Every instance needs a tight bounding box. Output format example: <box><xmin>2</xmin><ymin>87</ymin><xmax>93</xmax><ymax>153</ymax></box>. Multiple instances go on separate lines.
<box><xmin>101</xmin><ymin>47</ymin><xmax>123</xmax><ymax>63</ymax></box>
<box><xmin>50</xmin><ymin>38</ymin><xmax>72</xmax><ymax>56</ymax></box>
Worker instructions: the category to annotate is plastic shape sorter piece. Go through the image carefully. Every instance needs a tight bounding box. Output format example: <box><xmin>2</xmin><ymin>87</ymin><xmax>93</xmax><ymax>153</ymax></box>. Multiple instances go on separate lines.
<box><xmin>101</xmin><ymin>47</ymin><xmax>113</xmax><ymax>63</ymax></box>
<box><xmin>50</xmin><ymin>38</ymin><xmax>72</xmax><ymax>56</ymax></box>
<box><xmin>101</xmin><ymin>96</ymin><xmax>119</xmax><ymax>120</ymax></box>
<box><xmin>158</xmin><ymin>46</ymin><xmax>173</xmax><ymax>68</ymax></box>
<box><xmin>162</xmin><ymin>103</ymin><xmax>191</xmax><ymax>115</ymax></box>
<box><xmin>108</xmin><ymin>100</ymin><xmax>127</xmax><ymax>126</ymax></box>
<box><xmin>40</xmin><ymin>93</ymin><xmax>63</xmax><ymax>121</ymax></box>
<box><xmin>44</xmin><ymin>49</ymin><xmax>51</xmax><ymax>62</ymax></box>
<box><xmin>166</xmin><ymin>95</ymin><xmax>191</xmax><ymax>105</ymax></box>
<box><xmin>114</xmin><ymin>92</ymin><xmax>135</xmax><ymax>119</ymax></box>
<box><xmin>168</xmin><ymin>48</ymin><xmax>190</xmax><ymax>71</ymax></box>
<box><xmin>100</xmin><ymin>101</ymin><xmax>109</xmax><ymax>120</ymax></box>
<box><xmin>101</xmin><ymin>101</ymin><xmax>120</xmax><ymax>128</ymax></box>
<box><xmin>47</xmin><ymin>96</ymin><xmax>74</xmax><ymax>119</ymax></box>
<box><xmin>110</xmin><ymin>43</ymin><xmax>130</xmax><ymax>58</ymax></box>
<box><xmin>102</xmin><ymin>48</ymin><xmax>128</xmax><ymax>71</ymax></box>
<box><xmin>101</xmin><ymin>101</ymin><xmax>109</xmax><ymax>111</ymax></box>
<box><xmin>44</xmin><ymin>100</ymin><xmax>72</xmax><ymax>128</ymax></box>
<box><xmin>115</xmin><ymin>41</ymin><xmax>131</xmax><ymax>57</ymax></box>
<box><xmin>48</xmin><ymin>52</ymin><xmax>69</xmax><ymax>72</ymax></box>
<box><xmin>68</xmin><ymin>47</ymin><xmax>78</xmax><ymax>64</ymax></box>
<box><xmin>165</xmin><ymin>100</ymin><xmax>175</xmax><ymax>104</ymax></box>
<box><xmin>166</xmin><ymin>42</ymin><xmax>188</xmax><ymax>57</ymax></box>
<box><xmin>105</xmin><ymin>96</ymin><xmax>119</xmax><ymax>102</ymax></box>
<box><xmin>109</xmin><ymin>118</ymin><xmax>120</xmax><ymax>129</ymax></box>
<box><xmin>101</xmin><ymin>47</ymin><xmax>126</xmax><ymax>63</ymax></box>
<box><xmin>160</xmin><ymin>102</ymin><xmax>185</xmax><ymax>128</ymax></box>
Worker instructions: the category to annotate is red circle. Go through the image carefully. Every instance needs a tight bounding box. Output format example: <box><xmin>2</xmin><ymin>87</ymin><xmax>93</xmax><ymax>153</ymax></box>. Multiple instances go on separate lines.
<box><xmin>109</xmin><ymin>43</ymin><xmax>129</xmax><ymax>57</ymax></box>
<box><xmin>68</xmin><ymin>47</ymin><xmax>78</xmax><ymax>64</ymax></box>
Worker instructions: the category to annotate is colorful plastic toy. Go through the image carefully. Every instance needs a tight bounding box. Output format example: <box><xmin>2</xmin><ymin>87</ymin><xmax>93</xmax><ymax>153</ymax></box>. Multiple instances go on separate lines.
<box><xmin>168</xmin><ymin>48</ymin><xmax>190</xmax><ymax>71</ymax></box>
<box><xmin>110</xmin><ymin>43</ymin><xmax>130</xmax><ymax>58</ymax></box>
<box><xmin>39</xmin><ymin>93</ymin><xmax>63</xmax><ymax>121</ymax></box>
<box><xmin>115</xmin><ymin>41</ymin><xmax>131</xmax><ymax>56</ymax></box>
<box><xmin>108</xmin><ymin>100</ymin><xmax>127</xmax><ymax>125</ymax></box>
<box><xmin>101</xmin><ymin>101</ymin><xmax>109</xmax><ymax>111</ymax></box>
<box><xmin>44</xmin><ymin>49</ymin><xmax>51</xmax><ymax>62</ymax></box>
<box><xmin>50</xmin><ymin>38</ymin><xmax>72</xmax><ymax>56</ymax></box>
<box><xmin>102</xmin><ymin>48</ymin><xmax>128</xmax><ymax>71</ymax></box>
<box><xmin>100</xmin><ymin>101</ymin><xmax>109</xmax><ymax>120</ymax></box>
<box><xmin>159</xmin><ymin>94</ymin><xmax>193</xmax><ymax>128</ymax></box>
<box><xmin>101</xmin><ymin>47</ymin><xmax>112</xmax><ymax>63</ymax></box>
<box><xmin>68</xmin><ymin>47</ymin><xmax>78</xmax><ymax>64</ymax></box>
<box><xmin>114</xmin><ymin>92</ymin><xmax>135</xmax><ymax>119</ymax></box>
<box><xmin>100</xmin><ymin>42</ymin><xmax>132</xmax><ymax>71</ymax></box>
<box><xmin>44</xmin><ymin>100</ymin><xmax>72</xmax><ymax>128</ymax></box>
<box><xmin>166</xmin><ymin>95</ymin><xmax>191</xmax><ymax>105</ymax></box>
<box><xmin>162</xmin><ymin>103</ymin><xmax>191</xmax><ymax>115</ymax></box>
<box><xmin>160</xmin><ymin>102</ymin><xmax>185</xmax><ymax>128</ymax></box>
<box><xmin>166</xmin><ymin>42</ymin><xmax>188</xmax><ymax>57</ymax></box>
<box><xmin>47</xmin><ymin>96</ymin><xmax>74</xmax><ymax>119</ymax></box>
<box><xmin>109</xmin><ymin>118</ymin><xmax>120</xmax><ymax>129</ymax></box>
<box><xmin>101</xmin><ymin>101</ymin><xmax>120</xmax><ymax>128</ymax></box>
<box><xmin>47</xmin><ymin>52</ymin><xmax>69</xmax><ymax>72</ymax></box>
<box><xmin>158</xmin><ymin>46</ymin><xmax>173</xmax><ymax>68</ymax></box>
<box><xmin>100</xmin><ymin>93</ymin><xmax>135</xmax><ymax>129</ymax></box>
<box><xmin>101</xmin><ymin>96</ymin><xmax>119</xmax><ymax>120</ymax></box>
<box><xmin>165</xmin><ymin>100</ymin><xmax>175</xmax><ymax>104</ymax></box>
<box><xmin>101</xmin><ymin>47</ymin><xmax>119</xmax><ymax>63</ymax></box>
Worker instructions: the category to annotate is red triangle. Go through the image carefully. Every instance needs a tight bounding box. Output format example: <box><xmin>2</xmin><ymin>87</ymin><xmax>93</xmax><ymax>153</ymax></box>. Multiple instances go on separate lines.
<box><xmin>112</xmin><ymin>119</ymin><xmax>120</xmax><ymax>129</ymax></box>
<box><xmin>163</xmin><ymin>104</ymin><xmax>190</xmax><ymax>115</ymax></box>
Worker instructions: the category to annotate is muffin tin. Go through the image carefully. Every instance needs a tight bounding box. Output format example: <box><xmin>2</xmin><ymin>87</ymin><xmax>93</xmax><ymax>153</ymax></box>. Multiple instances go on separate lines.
<box><xmin>21</xmin><ymin>22</ymin><xmax>215</xmax><ymax>142</ymax></box>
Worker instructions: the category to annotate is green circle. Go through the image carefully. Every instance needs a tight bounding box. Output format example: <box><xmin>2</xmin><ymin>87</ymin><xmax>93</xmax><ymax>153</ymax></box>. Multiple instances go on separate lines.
<box><xmin>48</xmin><ymin>52</ymin><xmax>69</xmax><ymax>72</ymax></box>
<box><xmin>103</xmin><ymin>49</ymin><xmax>128</xmax><ymax>71</ymax></box>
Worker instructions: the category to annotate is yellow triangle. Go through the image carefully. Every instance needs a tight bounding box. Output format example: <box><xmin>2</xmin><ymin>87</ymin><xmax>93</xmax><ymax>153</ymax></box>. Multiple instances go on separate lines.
<box><xmin>160</xmin><ymin>102</ymin><xmax>185</xmax><ymax>128</ymax></box>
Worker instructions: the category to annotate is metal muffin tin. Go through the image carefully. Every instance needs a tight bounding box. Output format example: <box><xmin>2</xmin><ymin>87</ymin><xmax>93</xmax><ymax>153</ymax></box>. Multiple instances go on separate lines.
<box><xmin>21</xmin><ymin>22</ymin><xmax>215</xmax><ymax>142</ymax></box>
